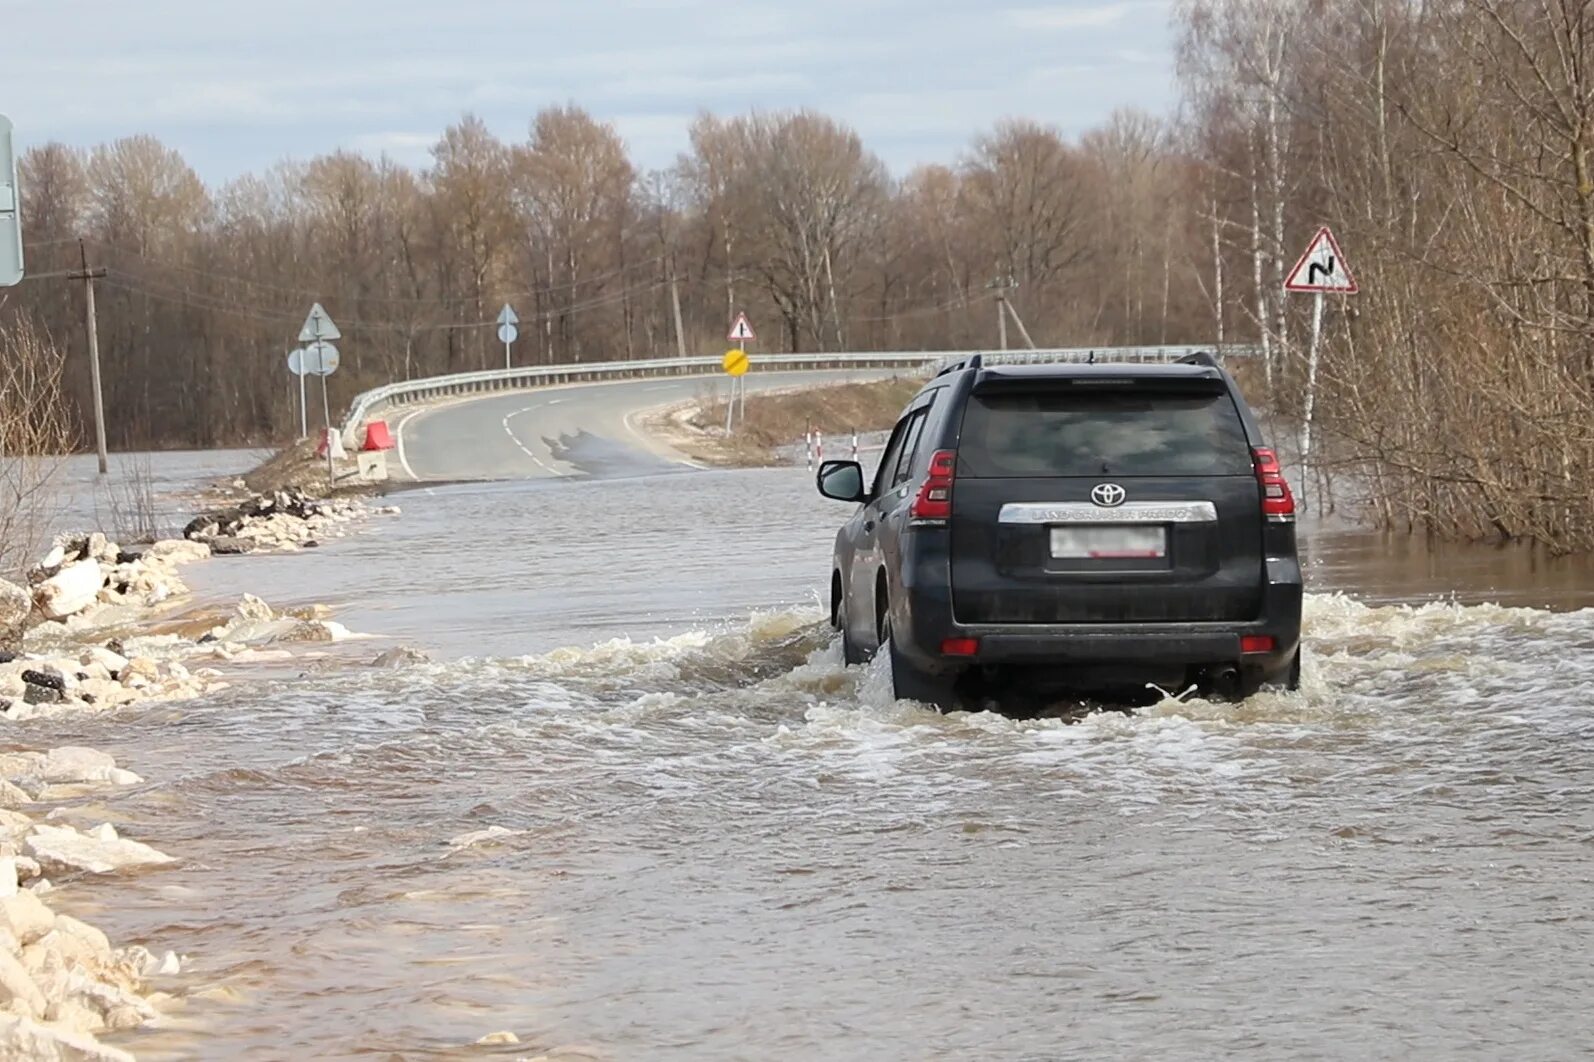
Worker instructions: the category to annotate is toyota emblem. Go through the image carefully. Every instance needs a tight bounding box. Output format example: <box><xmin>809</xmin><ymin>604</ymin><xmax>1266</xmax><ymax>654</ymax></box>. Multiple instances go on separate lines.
<box><xmin>1091</xmin><ymin>483</ymin><xmax>1127</xmax><ymax>508</ymax></box>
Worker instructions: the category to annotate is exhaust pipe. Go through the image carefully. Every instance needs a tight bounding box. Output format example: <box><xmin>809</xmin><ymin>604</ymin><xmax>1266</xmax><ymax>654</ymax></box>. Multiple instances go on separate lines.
<box><xmin>1204</xmin><ymin>665</ymin><xmax>1242</xmax><ymax>701</ymax></box>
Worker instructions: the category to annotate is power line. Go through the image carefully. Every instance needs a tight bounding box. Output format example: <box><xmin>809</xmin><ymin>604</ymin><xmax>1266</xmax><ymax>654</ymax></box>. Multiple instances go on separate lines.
<box><xmin>100</xmin><ymin>267</ymin><xmax>696</xmax><ymax>334</ymax></box>
<box><xmin>83</xmin><ymin>235</ymin><xmax>670</xmax><ymax>307</ymax></box>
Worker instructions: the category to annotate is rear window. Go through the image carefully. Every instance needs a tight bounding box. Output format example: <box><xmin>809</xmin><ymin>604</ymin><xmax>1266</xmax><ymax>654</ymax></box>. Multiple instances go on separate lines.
<box><xmin>958</xmin><ymin>389</ymin><xmax>1253</xmax><ymax>477</ymax></box>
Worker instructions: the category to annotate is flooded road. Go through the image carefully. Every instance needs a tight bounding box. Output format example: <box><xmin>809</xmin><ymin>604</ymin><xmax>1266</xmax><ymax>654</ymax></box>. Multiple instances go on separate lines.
<box><xmin>22</xmin><ymin>462</ymin><xmax>1594</xmax><ymax>1059</ymax></box>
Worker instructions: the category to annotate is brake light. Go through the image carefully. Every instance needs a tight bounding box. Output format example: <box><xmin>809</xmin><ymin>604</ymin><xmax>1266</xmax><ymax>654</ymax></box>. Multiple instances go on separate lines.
<box><xmin>1240</xmin><ymin>635</ymin><xmax>1276</xmax><ymax>654</ymax></box>
<box><xmin>911</xmin><ymin>449</ymin><xmax>957</xmax><ymax>522</ymax></box>
<box><xmin>940</xmin><ymin>637</ymin><xmax>980</xmax><ymax>657</ymax></box>
<box><xmin>1251</xmin><ymin>447</ymin><xmax>1295</xmax><ymax>520</ymax></box>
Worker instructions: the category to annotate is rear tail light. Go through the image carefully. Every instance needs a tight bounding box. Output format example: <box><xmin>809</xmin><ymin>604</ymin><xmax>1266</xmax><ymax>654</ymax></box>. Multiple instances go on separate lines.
<box><xmin>940</xmin><ymin>637</ymin><xmax>980</xmax><ymax>657</ymax></box>
<box><xmin>1251</xmin><ymin>448</ymin><xmax>1295</xmax><ymax>521</ymax></box>
<box><xmin>1240</xmin><ymin>635</ymin><xmax>1276</xmax><ymax>654</ymax></box>
<box><xmin>911</xmin><ymin>449</ymin><xmax>957</xmax><ymax>522</ymax></box>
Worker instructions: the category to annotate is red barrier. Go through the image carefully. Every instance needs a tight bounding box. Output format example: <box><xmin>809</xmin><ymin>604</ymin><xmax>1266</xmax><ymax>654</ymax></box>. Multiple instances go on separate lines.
<box><xmin>362</xmin><ymin>420</ymin><xmax>396</xmax><ymax>451</ymax></box>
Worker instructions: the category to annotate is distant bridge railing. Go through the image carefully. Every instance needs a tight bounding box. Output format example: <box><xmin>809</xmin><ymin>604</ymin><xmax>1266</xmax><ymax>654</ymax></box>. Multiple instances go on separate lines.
<box><xmin>339</xmin><ymin>344</ymin><xmax>1258</xmax><ymax>445</ymax></box>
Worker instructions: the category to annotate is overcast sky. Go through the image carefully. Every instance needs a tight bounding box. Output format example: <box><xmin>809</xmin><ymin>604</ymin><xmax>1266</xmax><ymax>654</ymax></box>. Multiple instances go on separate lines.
<box><xmin>0</xmin><ymin>0</ymin><xmax>1177</xmax><ymax>182</ymax></box>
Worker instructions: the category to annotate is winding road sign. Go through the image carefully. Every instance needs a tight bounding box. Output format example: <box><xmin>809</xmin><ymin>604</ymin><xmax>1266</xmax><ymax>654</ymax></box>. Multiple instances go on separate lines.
<box><xmin>723</xmin><ymin>348</ymin><xmax>750</xmax><ymax>377</ymax></box>
<box><xmin>1285</xmin><ymin>227</ymin><xmax>1358</xmax><ymax>294</ymax></box>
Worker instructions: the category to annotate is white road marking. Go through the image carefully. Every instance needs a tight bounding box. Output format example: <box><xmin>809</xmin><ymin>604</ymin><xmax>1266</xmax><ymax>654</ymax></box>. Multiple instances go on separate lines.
<box><xmin>393</xmin><ymin>407</ymin><xmax>425</xmax><ymax>481</ymax></box>
<box><xmin>546</xmin><ymin>398</ymin><xmax>565</xmax><ymax>406</ymax></box>
<box><xmin>502</xmin><ymin>407</ymin><xmax>556</xmax><ymax>473</ymax></box>
<box><xmin>622</xmin><ymin>407</ymin><xmax>709</xmax><ymax>470</ymax></box>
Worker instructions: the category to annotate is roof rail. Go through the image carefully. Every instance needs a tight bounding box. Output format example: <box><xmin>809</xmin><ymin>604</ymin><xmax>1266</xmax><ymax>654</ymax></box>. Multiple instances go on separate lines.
<box><xmin>1178</xmin><ymin>351</ymin><xmax>1220</xmax><ymax>368</ymax></box>
<box><xmin>935</xmin><ymin>352</ymin><xmax>984</xmax><ymax>378</ymax></box>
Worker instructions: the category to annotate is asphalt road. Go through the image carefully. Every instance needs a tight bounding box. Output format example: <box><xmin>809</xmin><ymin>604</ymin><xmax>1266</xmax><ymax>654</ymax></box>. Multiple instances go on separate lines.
<box><xmin>391</xmin><ymin>369</ymin><xmax>887</xmax><ymax>482</ymax></box>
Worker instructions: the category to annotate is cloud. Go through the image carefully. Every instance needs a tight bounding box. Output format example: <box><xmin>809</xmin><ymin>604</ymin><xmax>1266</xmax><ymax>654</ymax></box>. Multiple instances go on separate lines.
<box><xmin>1005</xmin><ymin>2</ymin><xmax>1146</xmax><ymax>30</ymax></box>
<box><xmin>0</xmin><ymin>0</ymin><xmax>1179</xmax><ymax>181</ymax></box>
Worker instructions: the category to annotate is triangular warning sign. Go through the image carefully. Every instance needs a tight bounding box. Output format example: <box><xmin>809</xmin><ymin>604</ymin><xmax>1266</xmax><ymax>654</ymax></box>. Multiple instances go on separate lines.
<box><xmin>1284</xmin><ymin>227</ymin><xmax>1358</xmax><ymax>294</ymax></box>
<box><xmin>727</xmin><ymin>312</ymin><xmax>756</xmax><ymax>342</ymax></box>
<box><xmin>299</xmin><ymin>302</ymin><xmax>342</xmax><ymax>342</ymax></box>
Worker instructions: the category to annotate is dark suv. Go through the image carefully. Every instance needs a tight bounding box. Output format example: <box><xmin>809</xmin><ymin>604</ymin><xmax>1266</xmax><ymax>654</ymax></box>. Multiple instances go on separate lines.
<box><xmin>816</xmin><ymin>352</ymin><xmax>1302</xmax><ymax>710</ymax></box>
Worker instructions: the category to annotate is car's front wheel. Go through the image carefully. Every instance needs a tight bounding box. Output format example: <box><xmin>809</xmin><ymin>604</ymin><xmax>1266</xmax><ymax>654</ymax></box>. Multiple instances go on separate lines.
<box><xmin>833</xmin><ymin>580</ymin><xmax>865</xmax><ymax>666</ymax></box>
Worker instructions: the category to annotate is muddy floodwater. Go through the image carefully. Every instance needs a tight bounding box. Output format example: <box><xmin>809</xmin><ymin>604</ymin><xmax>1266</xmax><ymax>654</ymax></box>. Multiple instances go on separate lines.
<box><xmin>24</xmin><ymin>460</ymin><xmax>1594</xmax><ymax>1059</ymax></box>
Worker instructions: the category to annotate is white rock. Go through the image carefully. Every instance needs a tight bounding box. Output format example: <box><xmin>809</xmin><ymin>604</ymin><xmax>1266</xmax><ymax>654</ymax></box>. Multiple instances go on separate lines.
<box><xmin>118</xmin><ymin>659</ymin><xmax>159</xmax><ymax>690</ymax></box>
<box><xmin>281</xmin><ymin>620</ymin><xmax>352</xmax><ymax>644</ymax></box>
<box><xmin>0</xmin><ymin>782</ymin><xmax>31</xmax><ymax>810</ymax></box>
<box><xmin>78</xmin><ymin>648</ymin><xmax>127</xmax><ymax>677</ymax></box>
<box><xmin>0</xmin><ymin>811</ymin><xmax>36</xmax><ymax>845</ymax></box>
<box><xmin>476</xmin><ymin>1030</ymin><xmax>520</xmax><ymax>1045</ymax></box>
<box><xmin>235</xmin><ymin>594</ymin><xmax>274</xmax><ymax>622</ymax></box>
<box><xmin>35</xmin><ymin>749</ymin><xmax>141</xmax><ymax>788</ymax></box>
<box><xmin>0</xmin><ymin>947</ymin><xmax>47</xmax><ymax>1019</ymax></box>
<box><xmin>52</xmin><ymin>917</ymin><xmax>110</xmax><ymax>959</ymax></box>
<box><xmin>0</xmin><ymin>858</ymin><xmax>15</xmax><ymax>899</ymax></box>
<box><xmin>32</xmin><ymin>561</ymin><xmax>103</xmax><ymax>622</ymax></box>
<box><xmin>0</xmin><ymin>891</ymin><xmax>55</xmax><ymax>945</ymax></box>
<box><xmin>0</xmin><ymin>580</ymin><xmax>29</xmax><ymax>632</ymax></box>
<box><xmin>0</xmin><ymin>1013</ymin><xmax>134</xmax><ymax>1062</ymax></box>
<box><xmin>24</xmin><ymin>824</ymin><xmax>177</xmax><ymax>875</ymax></box>
<box><xmin>87</xmin><ymin>533</ymin><xmax>117</xmax><ymax>566</ymax></box>
<box><xmin>142</xmin><ymin>540</ymin><xmax>210</xmax><ymax>567</ymax></box>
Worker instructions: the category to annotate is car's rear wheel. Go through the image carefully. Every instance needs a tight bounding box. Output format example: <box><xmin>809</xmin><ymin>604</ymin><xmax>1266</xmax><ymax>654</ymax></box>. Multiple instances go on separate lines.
<box><xmin>1285</xmin><ymin>648</ymin><xmax>1302</xmax><ymax>691</ymax></box>
<box><xmin>879</xmin><ymin>609</ymin><xmax>959</xmax><ymax>710</ymax></box>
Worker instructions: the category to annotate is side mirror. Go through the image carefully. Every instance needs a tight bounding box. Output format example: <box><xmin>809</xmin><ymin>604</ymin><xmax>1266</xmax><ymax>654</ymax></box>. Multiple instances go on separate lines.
<box><xmin>816</xmin><ymin>460</ymin><xmax>867</xmax><ymax>504</ymax></box>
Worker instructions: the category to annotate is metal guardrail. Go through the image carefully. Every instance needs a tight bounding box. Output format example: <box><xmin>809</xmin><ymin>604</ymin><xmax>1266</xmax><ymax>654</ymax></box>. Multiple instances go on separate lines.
<box><xmin>338</xmin><ymin>344</ymin><xmax>1258</xmax><ymax>444</ymax></box>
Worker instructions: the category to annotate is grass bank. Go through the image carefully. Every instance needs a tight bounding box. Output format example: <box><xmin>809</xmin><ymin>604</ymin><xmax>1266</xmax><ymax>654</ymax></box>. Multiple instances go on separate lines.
<box><xmin>647</xmin><ymin>376</ymin><xmax>926</xmax><ymax>467</ymax></box>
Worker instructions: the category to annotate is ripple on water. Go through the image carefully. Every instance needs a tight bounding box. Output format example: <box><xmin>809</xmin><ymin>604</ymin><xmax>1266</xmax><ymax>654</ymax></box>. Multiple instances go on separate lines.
<box><xmin>55</xmin><ymin>592</ymin><xmax>1594</xmax><ymax>1060</ymax></box>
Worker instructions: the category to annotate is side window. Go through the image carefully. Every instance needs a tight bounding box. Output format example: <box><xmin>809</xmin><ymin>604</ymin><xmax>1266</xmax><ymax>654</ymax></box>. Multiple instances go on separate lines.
<box><xmin>893</xmin><ymin>390</ymin><xmax>940</xmax><ymax>486</ymax></box>
<box><xmin>872</xmin><ymin>417</ymin><xmax>912</xmax><ymax>497</ymax></box>
<box><xmin>892</xmin><ymin>411</ymin><xmax>927</xmax><ymax>486</ymax></box>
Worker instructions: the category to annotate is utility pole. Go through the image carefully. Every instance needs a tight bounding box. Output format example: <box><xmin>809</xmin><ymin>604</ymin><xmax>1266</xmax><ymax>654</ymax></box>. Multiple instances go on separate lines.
<box><xmin>1004</xmin><ymin>298</ymin><xmax>1038</xmax><ymax>350</ymax></box>
<box><xmin>989</xmin><ymin>276</ymin><xmax>1015</xmax><ymax>350</ymax></box>
<box><xmin>669</xmin><ymin>261</ymin><xmax>688</xmax><ymax>359</ymax></box>
<box><xmin>69</xmin><ymin>240</ymin><xmax>109</xmax><ymax>475</ymax></box>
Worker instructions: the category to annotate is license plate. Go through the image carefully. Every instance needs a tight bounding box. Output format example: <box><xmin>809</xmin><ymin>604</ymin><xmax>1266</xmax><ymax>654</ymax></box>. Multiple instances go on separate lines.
<box><xmin>1050</xmin><ymin>525</ymin><xmax>1167</xmax><ymax>560</ymax></box>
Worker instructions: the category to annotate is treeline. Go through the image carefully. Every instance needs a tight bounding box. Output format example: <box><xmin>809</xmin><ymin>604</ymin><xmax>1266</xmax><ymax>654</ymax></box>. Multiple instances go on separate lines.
<box><xmin>2</xmin><ymin>107</ymin><xmax>1207</xmax><ymax>452</ymax></box>
<box><xmin>1179</xmin><ymin>0</ymin><xmax>1594</xmax><ymax>552</ymax></box>
<box><xmin>7</xmin><ymin>0</ymin><xmax>1594</xmax><ymax>552</ymax></box>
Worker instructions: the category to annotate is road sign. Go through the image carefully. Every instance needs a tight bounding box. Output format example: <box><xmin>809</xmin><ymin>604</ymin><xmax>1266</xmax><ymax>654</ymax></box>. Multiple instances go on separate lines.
<box><xmin>1284</xmin><ymin>227</ymin><xmax>1358</xmax><ymax>294</ymax></box>
<box><xmin>306</xmin><ymin>340</ymin><xmax>340</xmax><ymax>376</ymax></box>
<box><xmin>723</xmin><ymin>348</ymin><xmax>750</xmax><ymax>377</ymax></box>
<box><xmin>728</xmin><ymin>312</ymin><xmax>756</xmax><ymax>343</ymax></box>
<box><xmin>498</xmin><ymin>304</ymin><xmax>519</xmax><ymax>367</ymax></box>
<box><xmin>299</xmin><ymin>302</ymin><xmax>342</xmax><ymax>342</ymax></box>
<box><xmin>0</xmin><ymin>114</ymin><xmax>22</xmax><ymax>287</ymax></box>
<box><xmin>287</xmin><ymin>348</ymin><xmax>309</xmax><ymax>376</ymax></box>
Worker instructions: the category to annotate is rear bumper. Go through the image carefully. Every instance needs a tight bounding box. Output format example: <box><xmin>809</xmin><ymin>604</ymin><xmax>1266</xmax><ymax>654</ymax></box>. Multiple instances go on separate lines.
<box><xmin>895</xmin><ymin>551</ymin><xmax>1303</xmax><ymax>680</ymax></box>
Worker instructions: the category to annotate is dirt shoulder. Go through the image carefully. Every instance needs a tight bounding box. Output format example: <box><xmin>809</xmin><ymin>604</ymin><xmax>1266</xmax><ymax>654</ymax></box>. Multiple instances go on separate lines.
<box><xmin>642</xmin><ymin>376</ymin><xmax>926</xmax><ymax>467</ymax></box>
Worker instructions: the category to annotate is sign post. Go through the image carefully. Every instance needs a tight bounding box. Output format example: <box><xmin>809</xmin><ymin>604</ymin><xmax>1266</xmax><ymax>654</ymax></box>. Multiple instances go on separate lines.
<box><xmin>298</xmin><ymin>303</ymin><xmax>343</xmax><ymax>483</ymax></box>
<box><xmin>287</xmin><ymin>348</ymin><xmax>309</xmax><ymax>438</ymax></box>
<box><xmin>0</xmin><ymin>115</ymin><xmax>21</xmax><ymax>288</ymax></box>
<box><xmin>1283</xmin><ymin>226</ymin><xmax>1358</xmax><ymax>484</ymax></box>
<box><xmin>726</xmin><ymin>313</ymin><xmax>756</xmax><ymax>430</ymax></box>
<box><xmin>498</xmin><ymin>304</ymin><xmax>519</xmax><ymax>370</ymax></box>
<box><xmin>722</xmin><ymin>348</ymin><xmax>750</xmax><ymax>432</ymax></box>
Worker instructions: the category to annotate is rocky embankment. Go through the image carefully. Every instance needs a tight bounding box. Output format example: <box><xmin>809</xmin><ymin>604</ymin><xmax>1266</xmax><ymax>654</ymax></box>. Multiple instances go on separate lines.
<box><xmin>0</xmin><ymin>489</ymin><xmax>391</xmax><ymax>1059</ymax></box>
